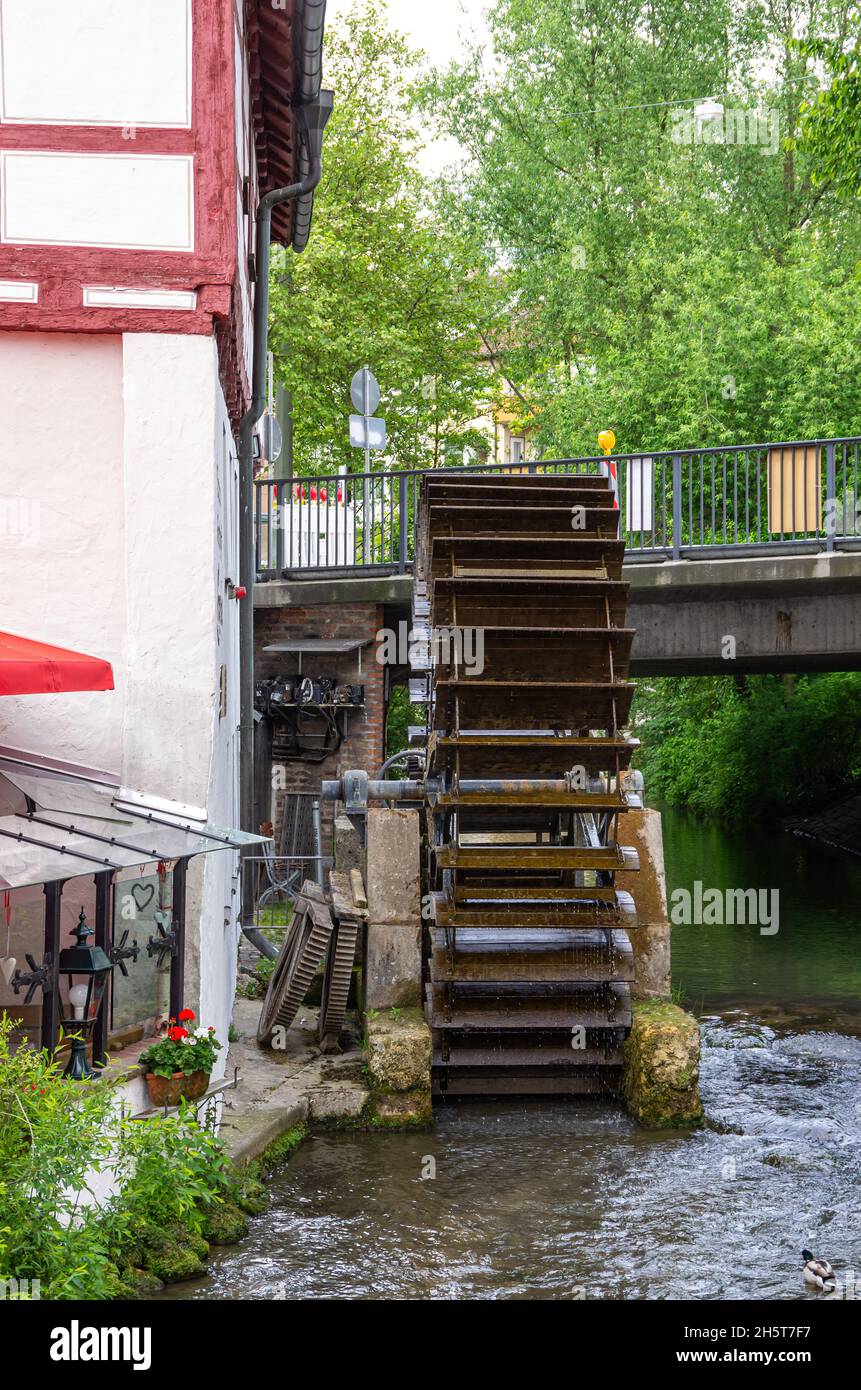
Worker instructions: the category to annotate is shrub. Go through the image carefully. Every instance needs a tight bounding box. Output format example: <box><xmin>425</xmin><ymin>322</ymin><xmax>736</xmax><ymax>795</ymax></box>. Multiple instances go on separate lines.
<box><xmin>0</xmin><ymin>1015</ymin><xmax>238</xmax><ymax>1299</ymax></box>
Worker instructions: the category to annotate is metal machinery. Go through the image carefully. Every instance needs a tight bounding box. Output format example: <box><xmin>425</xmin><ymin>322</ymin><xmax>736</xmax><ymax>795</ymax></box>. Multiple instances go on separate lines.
<box><xmin>326</xmin><ymin>469</ymin><xmax>641</xmax><ymax>1098</ymax></box>
<box><xmin>418</xmin><ymin>470</ymin><xmax>641</xmax><ymax>1096</ymax></box>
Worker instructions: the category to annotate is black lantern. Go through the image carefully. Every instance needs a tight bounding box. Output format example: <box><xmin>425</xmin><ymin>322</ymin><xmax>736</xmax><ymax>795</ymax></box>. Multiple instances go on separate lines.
<box><xmin>57</xmin><ymin>908</ymin><xmax>112</xmax><ymax>1080</ymax></box>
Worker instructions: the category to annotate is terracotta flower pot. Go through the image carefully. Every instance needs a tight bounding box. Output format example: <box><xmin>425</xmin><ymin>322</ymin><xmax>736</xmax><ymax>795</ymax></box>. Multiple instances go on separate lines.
<box><xmin>183</xmin><ymin>1069</ymin><xmax>210</xmax><ymax>1100</ymax></box>
<box><xmin>145</xmin><ymin>1071</ymin><xmax>186</xmax><ymax>1107</ymax></box>
<box><xmin>145</xmin><ymin>1069</ymin><xmax>211</xmax><ymax>1106</ymax></box>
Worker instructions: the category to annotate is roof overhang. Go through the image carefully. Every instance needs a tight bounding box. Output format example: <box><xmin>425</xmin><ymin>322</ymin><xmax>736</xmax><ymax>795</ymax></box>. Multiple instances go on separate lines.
<box><xmin>0</xmin><ymin>745</ymin><xmax>268</xmax><ymax>891</ymax></box>
<box><xmin>247</xmin><ymin>0</ymin><xmax>328</xmax><ymax>250</ymax></box>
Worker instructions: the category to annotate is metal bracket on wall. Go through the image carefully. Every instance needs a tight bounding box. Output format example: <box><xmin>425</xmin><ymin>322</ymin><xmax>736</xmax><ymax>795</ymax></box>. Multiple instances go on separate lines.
<box><xmin>110</xmin><ymin>930</ymin><xmax>140</xmax><ymax>978</ymax></box>
<box><xmin>11</xmin><ymin>951</ymin><xmax>54</xmax><ymax>1004</ymax></box>
<box><xmin>341</xmin><ymin>768</ymin><xmax>369</xmax><ymax>843</ymax></box>
<box><xmin>146</xmin><ymin>911</ymin><xmax>179</xmax><ymax>969</ymax></box>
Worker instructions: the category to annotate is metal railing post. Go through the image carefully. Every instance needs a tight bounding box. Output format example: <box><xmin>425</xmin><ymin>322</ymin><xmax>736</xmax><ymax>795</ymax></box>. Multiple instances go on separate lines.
<box><xmin>672</xmin><ymin>454</ymin><xmax>682</xmax><ymax>559</ymax></box>
<box><xmin>398</xmin><ymin>473</ymin><xmax>409</xmax><ymax>572</ymax></box>
<box><xmin>274</xmin><ymin>482</ymin><xmax>285</xmax><ymax>574</ymax></box>
<box><xmin>312</xmin><ymin>800</ymin><xmax>324</xmax><ymax>888</ymax></box>
<box><xmin>826</xmin><ymin>441</ymin><xmax>836</xmax><ymax>552</ymax></box>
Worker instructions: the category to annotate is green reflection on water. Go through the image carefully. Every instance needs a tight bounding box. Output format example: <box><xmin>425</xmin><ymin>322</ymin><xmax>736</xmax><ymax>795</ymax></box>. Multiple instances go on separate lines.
<box><xmin>660</xmin><ymin>803</ymin><xmax>861</xmax><ymax>1021</ymax></box>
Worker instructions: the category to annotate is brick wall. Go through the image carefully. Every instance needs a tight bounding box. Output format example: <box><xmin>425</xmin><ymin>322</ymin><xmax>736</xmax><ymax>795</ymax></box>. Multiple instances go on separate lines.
<box><xmin>255</xmin><ymin>602</ymin><xmax>387</xmax><ymax>847</ymax></box>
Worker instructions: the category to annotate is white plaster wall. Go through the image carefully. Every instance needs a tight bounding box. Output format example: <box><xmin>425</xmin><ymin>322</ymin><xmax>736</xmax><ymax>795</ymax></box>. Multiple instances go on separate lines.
<box><xmin>0</xmin><ymin>0</ymin><xmax>192</xmax><ymax>128</ymax></box>
<box><xmin>198</xmin><ymin>406</ymin><xmax>241</xmax><ymax>1057</ymax></box>
<box><xmin>0</xmin><ymin>151</ymin><xmax>195</xmax><ymax>252</ymax></box>
<box><xmin>0</xmin><ymin>332</ymin><xmax>127</xmax><ymax>770</ymax></box>
<box><xmin>121</xmin><ymin>334</ymin><xmax>240</xmax><ymax>1057</ymax></box>
<box><xmin>0</xmin><ymin>330</ymin><xmax>240</xmax><ymax>1064</ymax></box>
<box><xmin>120</xmin><ymin>333</ymin><xmax>220</xmax><ymax>801</ymax></box>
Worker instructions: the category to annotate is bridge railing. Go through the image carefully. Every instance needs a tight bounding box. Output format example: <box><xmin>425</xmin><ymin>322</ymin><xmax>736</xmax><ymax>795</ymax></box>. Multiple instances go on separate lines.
<box><xmin>254</xmin><ymin>436</ymin><xmax>861</xmax><ymax>577</ymax></box>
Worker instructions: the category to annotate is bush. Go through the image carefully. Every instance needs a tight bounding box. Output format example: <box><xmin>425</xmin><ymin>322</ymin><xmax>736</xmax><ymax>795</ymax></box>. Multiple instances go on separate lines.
<box><xmin>0</xmin><ymin>1014</ymin><xmax>117</xmax><ymax>1299</ymax></box>
<box><xmin>0</xmin><ymin>1015</ymin><xmax>239</xmax><ymax>1299</ymax></box>
<box><xmin>634</xmin><ymin>672</ymin><xmax>861</xmax><ymax>820</ymax></box>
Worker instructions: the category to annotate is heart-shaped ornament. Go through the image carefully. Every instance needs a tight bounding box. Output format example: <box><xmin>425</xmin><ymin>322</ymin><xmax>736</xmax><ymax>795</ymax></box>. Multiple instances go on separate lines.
<box><xmin>0</xmin><ymin>956</ymin><xmax>17</xmax><ymax>986</ymax></box>
<box><xmin>131</xmin><ymin>883</ymin><xmax>155</xmax><ymax>913</ymax></box>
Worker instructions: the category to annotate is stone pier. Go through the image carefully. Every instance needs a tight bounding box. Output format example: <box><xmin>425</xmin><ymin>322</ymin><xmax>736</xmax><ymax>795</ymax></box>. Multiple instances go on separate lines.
<box><xmin>335</xmin><ymin>807</ymin><xmax>432</xmax><ymax>1125</ymax></box>
<box><xmin>364</xmin><ymin>808</ymin><xmax>423</xmax><ymax>1010</ymax></box>
<box><xmin>624</xmin><ymin>805</ymin><xmax>672</xmax><ymax>999</ymax></box>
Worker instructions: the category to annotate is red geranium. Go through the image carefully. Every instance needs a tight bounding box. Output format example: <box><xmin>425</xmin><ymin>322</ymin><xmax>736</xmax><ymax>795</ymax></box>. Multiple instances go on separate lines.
<box><xmin>167</xmin><ymin>1025</ymin><xmax>188</xmax><ymax>1041</ymax></box>
<box><xmin>178</xmin><ymin>1008</ymin><xmax>195</xmax><ymax>1022</ymax></box>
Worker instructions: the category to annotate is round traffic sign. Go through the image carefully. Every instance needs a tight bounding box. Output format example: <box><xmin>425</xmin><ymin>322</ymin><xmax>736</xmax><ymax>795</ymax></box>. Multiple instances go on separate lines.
<box><xmin>350</xmin><ymin>366</ymin><xmax>380</xmax><ymax>416</ymax></box>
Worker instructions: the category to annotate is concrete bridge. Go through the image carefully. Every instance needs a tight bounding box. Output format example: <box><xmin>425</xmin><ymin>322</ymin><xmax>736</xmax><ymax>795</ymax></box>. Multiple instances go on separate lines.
<box><xmin>254</xmin><ymin>548</ymin><xmax>861</xmax><ymax>676</ymax></box>
<box><xmin>254</xmin><ymin>436</ymin><xmax>861</xmax><ymax>674</ymax></box>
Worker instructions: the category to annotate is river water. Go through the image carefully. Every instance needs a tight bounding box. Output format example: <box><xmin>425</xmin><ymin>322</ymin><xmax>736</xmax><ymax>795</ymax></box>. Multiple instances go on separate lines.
<box><xmin>168</xmin><ymin>808</ymin><xmax>861</xmax><ymax>1301</ymax></box>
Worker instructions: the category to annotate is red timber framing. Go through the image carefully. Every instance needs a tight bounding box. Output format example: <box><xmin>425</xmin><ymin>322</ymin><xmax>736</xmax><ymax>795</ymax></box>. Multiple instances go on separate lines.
<box><xmin>0</xmin><ymin>0</ymin><xmax>306</xmax><ymax>425</ymax></box>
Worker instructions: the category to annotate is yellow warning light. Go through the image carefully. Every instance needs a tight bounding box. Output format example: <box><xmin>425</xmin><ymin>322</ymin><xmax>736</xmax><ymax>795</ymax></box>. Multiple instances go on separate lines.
<box><xmin>597</xmin><ymin>430</ymin><xmax>616</xmax><ymax>456</ymax></box>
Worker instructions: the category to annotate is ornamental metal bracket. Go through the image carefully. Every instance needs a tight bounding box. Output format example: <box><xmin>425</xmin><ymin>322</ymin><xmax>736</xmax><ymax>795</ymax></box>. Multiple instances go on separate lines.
<box><xmin>11</xmin><ymin>952</ymin><xmax>53</xmax><ymax>1004</ymax></box>
<box><xmin>146</xmin><ymin>910</ymin><xmax>178</xmax><ymax>968</ymax></box>
<box><xmin>110</xmin><ymin>929</ymin><xmax>140</xmax><ymax>978</ymax></box>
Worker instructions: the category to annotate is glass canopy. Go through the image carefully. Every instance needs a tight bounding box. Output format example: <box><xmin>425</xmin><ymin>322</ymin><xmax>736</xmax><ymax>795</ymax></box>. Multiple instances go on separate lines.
<box><xmin>0</xmin><ymin>745</ymin><xmax>268</xmax><ymax>890</ymax></box>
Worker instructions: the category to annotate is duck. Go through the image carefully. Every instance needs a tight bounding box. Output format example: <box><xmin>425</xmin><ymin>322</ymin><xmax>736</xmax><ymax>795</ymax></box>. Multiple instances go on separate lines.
<box><xmin>802</xmin><ymin>1250</ymin><xmax>836</xmax><ymax>1292</ymax></box>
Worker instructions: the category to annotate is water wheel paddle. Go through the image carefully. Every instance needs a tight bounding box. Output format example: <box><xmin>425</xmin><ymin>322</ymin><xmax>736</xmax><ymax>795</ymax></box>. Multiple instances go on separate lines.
<box><xmin>417</xmin><ymin>470</ymin><xmax>640</xmax><ymax>1095</ymax></box>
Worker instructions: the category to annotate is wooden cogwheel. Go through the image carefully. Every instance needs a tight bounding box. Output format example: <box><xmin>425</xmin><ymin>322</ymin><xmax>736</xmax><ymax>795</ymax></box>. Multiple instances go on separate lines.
<box><xmin>257</xmin><ymin>882</ymin><xmax>334</xmax><ymax>1044</ymax></box>
<box><xmin>318</xmin><ymin>916</ymin><xmax>359</xmax><ymax>1046</ymax></box>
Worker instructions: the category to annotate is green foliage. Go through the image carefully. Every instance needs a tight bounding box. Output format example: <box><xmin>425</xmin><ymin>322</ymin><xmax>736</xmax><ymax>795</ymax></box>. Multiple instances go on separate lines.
<box><xmin>108</xmin><ymin>1106</ymin><xmax>232</xmax><ymax>1246</ymax></box>
<box><xmin>634</xmin><ymin>672</ymin><xmax>861</xmax><ymax>819</ymax></box>
<box><xmin>0</xmin><ymin>1015</ymin><xmax>237</xmax><ymax>1299</ymax></box>
<box><xmin>385</xmin><ymin>682</ymin><xmax>423</xmax><ymax>764</ymax></box>
<box><xmin>238</xmin><ymin>955</ymin><xmax>276</xmax><ymax>1000</ymax></box>
<box><xmin>418</xmin><ymin>0</ymin><xmax>861</xmax><ymax>457</ymax></box>
<box><xmin>795</xmin><ymin>22</ymin><xmax>861</xmax><ymax>198</ymax></box>
<box><xmin>0</xmin><ymin>1014</ymin><xmax>117</xmax><ymax>1299</ymax></box>
<box><xmin>270</xmin><ymin>0</ymin><xmax>503</xmax><ymax>473</ymax></box>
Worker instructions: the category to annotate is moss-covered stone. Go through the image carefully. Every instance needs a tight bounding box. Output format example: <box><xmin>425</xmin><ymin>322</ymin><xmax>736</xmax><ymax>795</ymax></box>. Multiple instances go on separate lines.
<box><xmin>137</xmin><ymin>1224</ymin><xmax>209</xmax><ymax>1284</ymax></box>
<box><xmin>245</xmin><ymin>1123</ymin><xmax>308</xmax><ymax>1180</ymax></box>
<box><xmin>368</xmin><ymin>1087</ymin><xmax>433</xmax><ymax>1128</ymax></box>
<box><xmin>119</xmin><ymin>1266</ymin><xmax>165</xmax><ymax>1298</ymax></box>
<box><xmin>233</xmin><ymin>1169</ymin><xmax>269</xmax><ymax>1215</ymax></box>
<box><xmin>100</xmin><ymin>1262</ymin><xmax>134</xmax><ymax>1300</ymax></box>
<box><xmin>621</xmin><ymin>999</ymin><xmax>704</xmax><ymax>1128</ymax></box>
<box><xmin>201</xmin><ymin>1199</ymin><xmax>249</xmax><ymax>1245</ymax></box>
<box><xmin>366</xmin><ymin>1008</ymin><xmax>432</xmax><ymax>1092</ymax></box>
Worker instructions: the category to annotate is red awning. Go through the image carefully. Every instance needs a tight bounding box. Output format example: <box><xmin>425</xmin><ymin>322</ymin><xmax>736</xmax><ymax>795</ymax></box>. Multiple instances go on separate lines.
<box><xmin>0</xmin><ymin>631</ymin><xmax>114</xmax><ymax>697</ymax></box>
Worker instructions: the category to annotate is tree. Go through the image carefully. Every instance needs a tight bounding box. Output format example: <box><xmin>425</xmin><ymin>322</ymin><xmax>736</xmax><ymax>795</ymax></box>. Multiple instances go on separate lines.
<box><xmin>269</xmin><ymin>0</ymin><xmax>502</xmax><ymax>473</ymax></box>
<box><xmin>795</xmin><ymin>21</ymin><xmax>861</xmax><ymax>199</ymax></box>
<box><xmin>419</xmin><ymin>0</ymin><xmax>861</xmax><ymax>458</ymax></box>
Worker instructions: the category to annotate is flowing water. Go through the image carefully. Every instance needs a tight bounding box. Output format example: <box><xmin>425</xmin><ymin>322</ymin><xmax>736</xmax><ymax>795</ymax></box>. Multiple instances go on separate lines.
<box><xmin>166</xmin><ymin>808</ymin><xmax>861</xmax><ymax>1301</ymax></box>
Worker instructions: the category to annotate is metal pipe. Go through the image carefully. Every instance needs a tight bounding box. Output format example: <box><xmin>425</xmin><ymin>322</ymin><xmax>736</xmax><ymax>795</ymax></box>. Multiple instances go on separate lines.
<box><xmin>322</xmin><ymin>776</ymin><xmax>628</xmax><ymax>802</ymax></box>
<box><xmin>312</xmin><ymin>798</ymin><xmax>324</xmax><ymax>887</ymax></box>
<box><xmin>242</xmin><ymin>925</ymin><xmax>280</xmax><ymax>962</ymax></box>
<box><xmin>239</xmin><ymin>91</ymin><xmax>333</xmax><ymax>931</ymax></box>
<box><xmin>375</xmin><ymin>748</ymin><xmax>417</xmax><ymax>777</ymax></box>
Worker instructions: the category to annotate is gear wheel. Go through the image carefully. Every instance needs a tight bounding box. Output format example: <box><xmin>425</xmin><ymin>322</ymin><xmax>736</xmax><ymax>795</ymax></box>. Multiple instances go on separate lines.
<box><xmin>257</xmin><ymin>882</ymin><xmax>334</xmax><ymax>1044</ymax></box>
